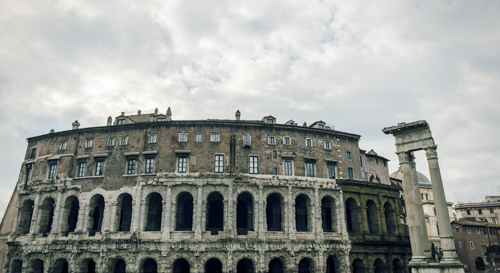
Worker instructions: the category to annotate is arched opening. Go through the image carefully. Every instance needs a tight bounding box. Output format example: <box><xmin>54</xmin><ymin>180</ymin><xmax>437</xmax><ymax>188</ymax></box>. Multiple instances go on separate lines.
<box><xmin>173</xmin><ymin>258</ymin><xmax>190</xmax><ymax>273</ymax></box>
<box><xmin>366</xmin><ymin>200</ymin><xmax>380</xmax><ymax>234</ymax></box>
<box><xmin>374</xmin><ymin>258</ymin><xmax>386</xmax><ymax>273</ymax></box>
<box><xmin>298</xmin><ymin>258</ymin><xmax>312</xmax><ymax>273</ymax></box>
<box><xmin>237</xmin><ymin>192</ymin><xmax>254</xmax><ymax>235</ymax></box>
<box><xmin>206</xmin><ymin>192</ymin><xmax>224</xmax><ymax>234</ymax></box>
<box><xmin>142</xmin><ymin>258</ymin><xmax>158</xmax><ymax>273</ymax></box>
<box><xmin>269</xmin><ymin>258</ymin><xmax>284</xmax><ymax>273</ymax></box>
<box><xmin>322</xmin><ymin>196</ymin><xmax>336</xmax><ymax>232</ymax></box>
<box><xmin>32</xmin><ymin>259</ymin><xmax>44</xmax><ymax>273</ymax></box>
<box><xmin>326</xmin><ymin>256</ymin><xmax>337</xmax><ymax>273</ymax></box>
<box><xmin>295</xmin><ymin>194</ymin><xmax>311</xmax><ymax>232</ymax></box>
<box><xmin>475</xmin><ymin>257</ymin><xmax>486</xmax><ymax>271</ymax></box>
<box><xmin>61</xmin><ymin>196</ymin><xmax>79</xmax><ymax>235</ymax></box>
<box><xmin>38</xmin><ymin>197</ymin><xmax>55</xmax><ymax>236</ymax></box>
<box><xmin>266</xmin><ymin>193</ymin><xmax>283</xmax><ymax>231</ymax></box>
<box><xmin>11</xmin><ymin>259</ymin><xmax>22</xmax><ymax>272</ymax></box>
<box><xmin>237</xmin><ymin>258</ymin><xmax>254</xmax><ymax>273</ymax></box>
<box><xmin>81</xmin><ymin>259</ymin><xmax>96</xmax><ymax>273</ymax></box>
<box><xmin>176</xmin><ymin>192</ymin><xmax>193</xmax><ymax>231</ymax></box>
<box><xmin>116</xmin><ymin>193</ymin><xmax>133</xmax><ymax>232</ymax></box>
<box><xmin>112</xmin><ymin>259</ymin><xmax>126</xmax><ymax>273</ymax></box>
<box><xmin>205</xmin><ymin>258</ymin><xmax>222</xmax><ymax>273</ymax></box>
<box><xmin>345</xmin><ymin>198</ymin><xmax>360</xmax><ymax>233</ymax></box>
<box><xmin>52</xmin><ymin>258</ymin><xmax>69</xmax><ymax>273</ymax></box>
<box><xmin>145</xmin><ymin>192</ymin><xmax>163</xmax><ymax>231</ymax></box>
<box><xmin>384</xmin><ymin>202</ymin><xmax>396</xmax><ymax>234</ymax></box>
<box><xmin>88</xmin><ymin>194</ymin><xmax>105</xmax><ymax>236</ymax></box>
<box><xmin>18</xmin><ymin>199</ymin><xmax>34</xmax><ymax>234</ymax></box>
<box><xmin>352</xmin><ymin>259</ymin><xmax>365</xmax><ymax>273</ymax></box>
<box><xmin>392</xmin><ymin>258</ymin><xmax>404</xmax><ymax>273</ymax></box>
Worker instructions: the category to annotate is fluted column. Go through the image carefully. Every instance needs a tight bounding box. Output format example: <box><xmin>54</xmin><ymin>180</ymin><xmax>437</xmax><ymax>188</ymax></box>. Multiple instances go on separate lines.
<box><xmin>425</xmin><ymin>146</ymin><xmax>459</xmax><ymax>261</ymax></box>
<box><xmin>409</xmin><ymin>155</ymin><xmax>431</xmax><ymax>257</ymax></box>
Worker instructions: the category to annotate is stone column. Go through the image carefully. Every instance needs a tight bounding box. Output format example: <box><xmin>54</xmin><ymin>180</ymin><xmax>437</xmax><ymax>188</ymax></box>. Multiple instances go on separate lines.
<box><xmin>163</xmin><ymin>186</ymin><xmax>172</xmax><ymax>239</ymax></box>
<box><xmin>228</xmin><ymin>183</ymin><xmax>233</xmax><ymax>237</ymax></box>
<box><xmin>103</xmin><ymin>200</ymin><xmax>114</xmax><ymax>232</ymax></box>
<box><xmin>195</xmin><ymin>185</ymin><xmax>203</xmax><ymax>239</ymax></box>
<box><xmin>397</xmin><ymin>152</ymin><xmax>429</xmax><ymax>261</ymax></box>
<box><xmin>132</xmin><ymin>186</ymin><xmax>142</xmax><ymax>231</ymax></box>
<box><xmin>409</xmin><ymin>156</ymin><xmax>431</xmax><ymax>257</ymax></box>
<box><xmin>53</xmin><ymin>190</ymin><xmax>63</xmax><ymax>234</ymax></box>
<box><xmin>109</xmin><ymin>201</ymin><xmax>118</xmax><ymax>232</ymax></box>
<box><xmin>287</xmin><ymin>185</ymin><xmax>296</xmax><ymax>239</ymax></box>
<box><xmin>258</xmin><ymin>184</ymin><xmax>265</xmax><ymax>239</ymax></box>
<box><xmin>425</xmin><ymin>146</ymin><xmax>459</xmax><ymax>261</ymax></box>
<box><xmin>29</xmin><ymin>192</ymin><xmax>41</xmax><ymax>234</ymax></box>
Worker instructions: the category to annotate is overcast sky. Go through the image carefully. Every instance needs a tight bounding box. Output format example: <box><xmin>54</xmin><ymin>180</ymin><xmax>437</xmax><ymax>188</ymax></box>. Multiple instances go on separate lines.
<box><xmin>1</xmin><ymin>0</ymin><xmax>499</xmax><ymax>218</ymax></box>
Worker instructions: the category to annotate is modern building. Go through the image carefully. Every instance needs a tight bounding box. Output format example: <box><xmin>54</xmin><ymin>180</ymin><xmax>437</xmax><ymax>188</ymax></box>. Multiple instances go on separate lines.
<box><xmin>454</xmin><ymin>196</ymin><xmax>500</xmax><ymax>224</ymax></box>
<box><xmin>0</xmin><ymin>109</ymin><xmax>410</xmax><ymax>273</ymax></box>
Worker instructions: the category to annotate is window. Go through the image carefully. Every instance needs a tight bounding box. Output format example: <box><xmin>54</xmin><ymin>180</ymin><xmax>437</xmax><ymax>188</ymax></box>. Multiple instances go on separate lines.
<box><xmin>25</xmin><ymin>164</ymin><xmax>32</xmax><ymax>185</ymax></box>
<box><xmin>490</xmin><ymin>208</ymin><xmax>494</xmax><ymax>213</ymax></box>
<box><xmin>467</xmin><ymin>227</ymin><xmax>471</xmax><ymax>234</ymax></box>
<box><xmin>284</xmin><ymin>161</ymin><xmax>292</xmax><ymax>176</ymax></box>
<box><xmin>120</xmin><ymin>136</ymin><xmax>128</xmax><ymax>145</ymax></box>
<box><xmin>306</xmin><ymin>161</ymin><xmax>315</xmax><ymax>177</ymax></box>
<box><xmin>60</xmin><ymin>142</ymin><xmax>67</xmax><ymax>150</ymax></box>
<box><xmin>178</xmin><ymin>156</ymin><xmax>187</xmax><ymax>173</ymax></box>
<box><xmin>327</xmin><ymin>162</ymin><xmax>336</xmax><ymax>179</ymax></box>
<box><xmin>29</xmin><ymin>148</ymin><xmax>37</xmax><ymax>159</ymax></box>
<box><xmin>324</xmin><ymin>141</ymin><xmax>331</xmax><ymax>150</ymax></box>
<box><xmin>145</xmin><ymin>158</ymin><xmax>155</xmax><ymax>174</ymax></box>
<box><xmin>283</xmin><ymin>136</ymin><xmax>290</xmax><ymax>145</ymax></box>
<box><xmin>267</xmin><ymin>119</ymin><xmax>273</xmax><ymax>124</ymax></box>
<box><xmin>148</xmin><ymin>134</ymin><xmax>157</xmax><ymax>143</ymax></box>
<box><xmin>478</xmin><ymin>209</ymin><xmax>482</xmax><ymax>215</ymax></box>
<box><xmin>458</xmin><ymin>241</ymin><xmax>462</xmax><ymax>248</ymax></box>
<box><xmin>467</xmin><ymin>209</ymin><xmax>471</xmax><ymax>215</ymax></box>
<box><xmin>376</xmin><ymin>158</ymin><xmax>379</xmax><ymax>164</ymax></box>
<box><xmin>477</xmin><ymin>228</ymin><xmax>480</xmax><ymax>234</ymax></box>
<box><xmin>268</xmin><ymin>136</ymin><xmax>276</xmax><ymax>145</ymax></box>
<box><xmin>470</xmin><ymin>241</ymin><xmax>474</xmax><ymax>249</ymax></box>
<box><xmin>273</xmin><ymin>168</ymin><xmax>278</xmax><ymax>175</ymax></box>
<box><xmin>346</xmin><ymin>151</ymin><xmax>352</xmax><ymax>160</ymax></box>
<box><xmin>127</xmin><ymin>159</ymin><xmax>136</xmax><ymax>174</ymax></box>
<box><xmin>318</xmin><ymin>124</ymin><xmax>324</xmax><ymax>129</ymax></box>
<box><xmin>179</xmin><ymin>133</ymin><xmax>187</xmax><ymax>142</ymax></box>
<box><xmin>78</xmin><ymin>162</ymin><xmax>86</xmax><ymax>177</ymax></box>
<box><xmin>305</xmin><ymin>138</ymin><xmax>312</xmax><ymax>147</ymax></box>
<box><xmin>214</xmin><ymin>155</ymin><xmax>224</xmax><ymax>173</ymax></box>
<box><xmin>48</xmin><ymin>162</ymin><xmax>57</xmax><ymax>179</ymax></box>
<box><xmin>273</xmin><ymin>150</ymin><xmax>277</xmax><ymax>158</ymax></box>
<box><xmin>107</xmin><ymin>137</ymin><xmax>115</xmax><ymax>146</ymax></box>
<box><xmin>249</xmin><ymin>156</ymin><xmax>258</xmax><ymax>174</ymax></box>
<box><xmin>211</xmin><ymin>132</ymin><xmax>220</xmax><ymax>142</ymax></box>
<box><xmin>86</xmin><ymin>139</ymin><xmax>93</xmax><ymax>148</ymax></box>
<box><xmin>195</xmin><ymin>133</ymin><xmax>203</xmax><ymax>142</ymax></box>
<box><xmin>456</xmin><ymin>227</ymin><xmax>460</xmax><ymax>234</ymax></box>
<box><xmin>360</xmin><ymin>156</ymin><xmax>363</xmax><ymax>167</ymax></box>
<box><xmin>348</xmin><ymin>168</ymin><xmax>354</xmax><ymax>179</ymax></box>
<box><xmin>243</xmin><ymin>135</ymin><xmax>251</xmax><ymax>146</ymax></box>
<box><xmin>95</xmin><ymin>160</ymin><xmax>104</xmax><ymax>176</ymax></box>
<box><xmin>117</xmin><ymin>119</ymin><xmax>125</xmax><ymax>125</ymax></box>
<box><xmin>156</xmin><ymin>118</ymin><xmax>166</xmax><ymax>122</ymax></box>
<box><xmin>434</xmin><ymin>208</ymin><xmax>436</xmax><ymax>215</ymax></box>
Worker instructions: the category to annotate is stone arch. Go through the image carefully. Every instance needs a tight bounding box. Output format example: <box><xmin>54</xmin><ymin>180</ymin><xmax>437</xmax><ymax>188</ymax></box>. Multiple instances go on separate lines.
<box><xmin>475</xmin><ymin>257</ymin><xmax>486</xmax><ymax>271</ymax></box>
<box><xmin>326</xmin><ymin>255</ymin><xmax>340</xmax><ymax>273</ymax></box>
<box><xmin>392</xmin><ymin>258</ymin><xmax>404</xmax><ymax>273</ymax></box>
<box><xmin>176</xmin><ymin>192</ymin><xmax>193</xmax><ymax>231</ymax></box>
<box><xmin>110</xmin><ymin>258</ymin><xmax>126</xmax><ymax>273</ymax></box>
<box><xmin>321</xmin><ymin>196</ymin><xmax>336</xmax><ymax>232</ymax></box>
<box><xmin>145</xmin><ymin>192</ymin><xmax>163</xmax><ymax>231</ymax></box>
<box><xmin>366</xmin><ymin>200</ymin><xmax>380</xmax><ymax>234</ymax></box>
<box><xmin>79</xmin><ymin>258</ymin><xmax>97</xmax><ymax>273</ymax></box>
<box><xmin>88</xmin><ymin>194</ymin><xmax>105</xmax><ymax>235</ymax></box>
<box><xmin>173</xmin><ymin>258</ymin><xmax>190</xmax><ymax>273</ymax></box>
<box><xmin>61</xmin><ymin>195</ymin><xmax>79</xmax><ymax>235</ymax></box>
<box><xmin>269</xmin><ymin>258</ymin><xmax>284</xmax><ymax>273</ymax></box>
<box><xmin>205</xmin><ymin>258</ymin><xmax>223</xmax><ymax>273</ymax></box>
<box><xmin>384</xmin><ymin>202</ymin><xmax>396</xmax><ymax>234</ymax></box>
<box><xmin>237</xmin><ymin>258</ymin><xmax>254</xmax><ymax>273</ymax></box>
<box><xmin>141</xmin><ymin>258</ymin><xmax>158</xmax><ymax>273</ymax></box>
<box><xmin>18</xmin><ymin>199</ymin><xmax>34</xmax><ymax>234</ymax></box>
<box><xmin>206</xmin><ymin>192</ymin><xmax>224</xmax><ymax>233</ymax></box>
<box><xmin>298</xmin><ymin>258</ymin><xmax>313</xmax><ymax>273</ymax></box>
<box><xmin>52</xmin><ymin>258</ymin><xmax>69</xmax><ymax>273</ymax></box>
<box><xmin>37</xmin><ymin>197</ymin><xmax>55</xmax><ymax>236</ymax></box>
<box><xmin>116</xmin><ymin>193</ymin><xmax>133</xmax><ymax>232</ymax></box>
<box><xmin>346</xmin><ymin>198</ymin><xmax>361</xmax><ymax>233</ymax></box>
<box><xmin>31</xmin><ymin>258</ymin><xmax>44</xmax><ymax>273</ymax></box>
<box><xmin>10</xmin><ymin>259</ymin><xmax>22</xmax><ymax>273</ymax></box>
<box><xmin>295</xmin><ymin>194</ymin><xmax>311</xmax><ymax>232</ymax></box>
<box><xmin>266</xmin><ymin>193</ymin><xmax>284</xmax><ymax>231</ymax></box>
<box><xmin>352</xmin><ymin>258</ymin><xmax>365</xmax><ymax>273</ymax></box>
<box><xmin>236</xmin><ymin>192</ymin><xmax>254</xmax><ymax>235</ymax></box>
<box><xmin>374</xmin><ymin>258</ymin><xmax>386</xmax><ymax>273</ymax></box>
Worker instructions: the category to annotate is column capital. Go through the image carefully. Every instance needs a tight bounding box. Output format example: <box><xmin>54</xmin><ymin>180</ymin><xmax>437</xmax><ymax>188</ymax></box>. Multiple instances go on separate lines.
<box><xmin>425</xmin><ymin>146</ymin><xmax>438</xmax><ymax>160</ymax></box>
<box><xmin>396</xmin><ymin>152</ymin><xmax>411</xmax><ymax>164</ymax></box>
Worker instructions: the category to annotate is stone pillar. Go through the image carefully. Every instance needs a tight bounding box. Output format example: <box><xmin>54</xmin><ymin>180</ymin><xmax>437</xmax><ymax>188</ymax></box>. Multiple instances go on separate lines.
<box><xmin>287</xmin><ymin>185</ymin><xmax>296</xmax><ymax>239</ymax></box>
<box><xmin>109</xmin><ymin>201</ymin><xmax>118</xmax><ymax>232</ymax></box>
<box><xmin>103</xmin><ymin>200</ymin><xmax>113</xmax><ymax>232</ymax></box>
<box><xmin>132</xmin><ymin>186</ymin><xmax>142</xmax><ymax>231</ymax></box>
<box><xmin>425</xmin><ymin>146</ymin><xmax>459</xmax><ymax>261</ymax></box>
<box><xmin>397</xmin><ymin>152</ymin><xmax>429</xmax><ymax>261</ymax></box>
<box><xmin>409</xmin><ymin>156</ymin><xmax>431</xmax><ymax>257</ymax></box>
<box><xmin>29</xmin><ymin>192</ymin><xmax>41</xmax><ymax>234</ymax></box>
<box><xmin>195</xmin><ymin>185</ymin><xmax>203</xmax><ymax>239</ymax></box>
<box><xmin>53</xmin><ymin>191</ymin><xmax>63</xmax><ymax>234</ymax></box>
<box><xmin>163</xmin><ymin>186</ymin><xmax>172</xmax><ymax>239</ymax></box>
<box><xmin>228</xmin><ymin>183</ymin><xmax>233</xmax><ymax>237</ymax></box>
<box><xmin>258</xmin><ymin>184</ymin><xmax>265</xmax><ymax>239</ymax></box>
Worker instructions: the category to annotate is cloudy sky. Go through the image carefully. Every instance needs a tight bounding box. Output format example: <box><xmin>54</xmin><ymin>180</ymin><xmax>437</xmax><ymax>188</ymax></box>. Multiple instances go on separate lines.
<box><xmin>1</xmin><ymin>0</ymin><xmax>499</xmax><ymax>217</ymax></box>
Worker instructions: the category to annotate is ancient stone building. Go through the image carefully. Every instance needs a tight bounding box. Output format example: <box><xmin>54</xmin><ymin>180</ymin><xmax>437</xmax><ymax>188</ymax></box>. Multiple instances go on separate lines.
<box><xmin>0</xmin><ymin>109</ymin><xmax>410</xmax><ymax>273</ymax></box>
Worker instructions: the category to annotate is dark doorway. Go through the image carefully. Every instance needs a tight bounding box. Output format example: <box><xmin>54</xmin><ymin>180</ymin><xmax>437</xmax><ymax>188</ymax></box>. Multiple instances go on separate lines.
<box><xmin>88</xmin><ymin>195</ymin><xmax>105</xmax><ymax>235</ymax></box>
<box><xmin>366</xmin><ymin>200</ymin><xmax>380</xmax><ymax>234</ymax></box>
<box><xmin>345</xmin><ymin>198</ymin><xmax>360</xmax><ymax>233</ymax></box>
<box><xmin>322</xmin><ymin>197</ymin><xmax>336</xmax><ymax>232</ymax></box>
<box><xmin>326</xmin><ymin>256</ymin><xmax>336</xmax><ymax>273</ymax></box>
<box><xmin>266</xmin><ymin>193</ymin><xmax>283</xmax><ymax>231</ymax></box>
<box><xmin>114</xmin><ymin>259</ymin><xmax>126</xmax><ymax>273</ymax></box>
<box><xmin>117</xmin><ymin>194</ymin><xmax>133</xmax><ymax>232</ymax></box>
<box><xmin>205</xmin><ymin>258</ymin><xmax>222</xmax><ymax>273</ymax></box>
<box><xmin>176</xmin><ymin>192</ymin><xmax>194</xmax><ymax>231</ymax></box>
<box><xmin>237</xmin><ymin>192</ymin><xmax>254</xmax><ymax>235</ymax></box>
<box><xmin>145</xmin><ymin>192</ymin><xmax>163</xmax><ymax>231</ymax></box>
<box><xmin>38</xmin><ymin>197</ymin><xmax>55</xmax><ymax>236</ymax></box>
<box><xmin>18</xmin><ymin>199</ymin><xmax>34</xmax><ymax>234</ymax></box>
<box><xmin>298</xmin><ymin>259</ymin><xmax>311</xmax><ymax>273</ymax></box>
<box><xmin>143</xmin><ymin>258</ymin><xmax>158</xmax><ymax>273</ymax></box>
<box><xmin>269</xmin><ymin>258</ymin><xmax>284</xmax><ymax>273</ymax></box>
<box><xmin>295</xmin><ymin>195</ymin><xmax>310</xmax><ymax>232</ymax></box>
<box><xmin>206</xmin><ymin>192</ymin><xmax>224</xmax><ymax>233</ymax></box>
<box><xmin>237</xmin><ymin>258</ymin><xmax>254</xmax><ymax>273</ymax></box>
<box><xmin>173</xmin><ymin>259</ymin><xmax>190</xmax><ymax>273</ymax></box>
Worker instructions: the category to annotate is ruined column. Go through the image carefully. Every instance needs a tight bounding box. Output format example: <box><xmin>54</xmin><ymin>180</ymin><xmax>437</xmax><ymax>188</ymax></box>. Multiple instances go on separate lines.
<box><xmin>132</xmin><ymin>186</ymin><xmax>142</xmax><ymax>231</ymax></box>
<box><xmin>29</xmin><ymin>192</ymin><xmax>41</xmax><ymax>234</ymax></box>
<box><xmin>195</xmin><ymin>185</ymin><xmax>203</xmax><ymax>239</ymax></box>
<box><xmin>258</xmin><ymin>184</ymin><xmax>265</xmax><ymax>239</ymax></box>
<box><xmin>163</xmin><ymin>186</ymin><xmax>172</xmax><ymax>239</ymax></box>
<box><xmin>425</xmin><ymin>146</ymin><xmax>459</xmax><ymax>261</ymax></box>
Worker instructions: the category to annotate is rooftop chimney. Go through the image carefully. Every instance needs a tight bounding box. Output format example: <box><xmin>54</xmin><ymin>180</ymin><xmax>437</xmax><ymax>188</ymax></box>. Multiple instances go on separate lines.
<box><xmin>166</xmin><ymin>107</ymin><xmax>172</xmax><ymax>121</ymax></box>
<box><xmin>138</xmin><ymin>110</ymin><xmax>142</xmax><ymax>115</ymax></box>
<box><xmin>154</xmin><ymin>108</ymin><xmax>158</xmax><ymax>114</ymax></box>
<box><xmin>121</xmin><ymin>112</ymin><xmax>125</xmax><ymax>116</ymax></box>
<box><xmin>107</xmin><ymin>116</ymin><xmax>112</xmax><ymax>126</ymax></box>
<box><xmin>50</xmin><ymin>129</ymin><xmax>55</xmax><ymax>133</ymax></box>
<box><xmin>72</xmin><ymin>120</ymin><xmax>80</xmax><ymax>130</ymax></box>
<box><xmin>236</xmin><ymin>110</ymin><xmax>241</xmax><ymax>121</ymax></box>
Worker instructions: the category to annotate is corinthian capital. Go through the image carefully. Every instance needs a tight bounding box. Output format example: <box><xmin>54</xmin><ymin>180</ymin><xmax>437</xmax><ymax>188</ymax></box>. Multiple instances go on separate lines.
<box><xmin>425</xmin><ymin>146</ymin><xmax>438</xmax><ymax>160</ymax></box>
<box><xmin>397</xmin><ymin>152</ymin><xmax>411</xmax><ymax>164</ymax></box>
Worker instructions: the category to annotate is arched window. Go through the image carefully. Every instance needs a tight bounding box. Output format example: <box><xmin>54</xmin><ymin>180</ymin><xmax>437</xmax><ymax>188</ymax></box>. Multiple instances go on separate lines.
<box><xmin>392</xmin><ymin>258</ymin><xmax>404</xmax><ymax>273</ymax></box>
<box><xmin>366</xmin><ymin>200</ymin><xmax>380</xmax><ymax>234</ymax></box>
<box><xmin>352</xmin><ymin>259</ymin><xmax>365</xmax><ymax>273</ymax></box>
<box><xmin>326</xmin><ymin>256</ymin><xmax>337</xmax><ymax>273</ymax></box>
<box><xmin>176</xmin><ymin>192</ymin><xmax>193</xmax><ymax>231</ymax></box>
<box><xmin>205</xmin><ymin>258</ymin><xmax>222</xmax><ymax>273</ymax></box>
<box><xmin>32</xmin><ymin>259</ymin><xmax>44</xmax><ymax>273</ymax></box>
<box><xmin>237</xmin><ymin>192</ymin><xmax>254</xmax><ymax>235</ymax></box>
<box><xmin>142</xmin><ymin>258</ymin><xmax>158</xmax><ymax>273</ymax></box>
<box><xmin>295</xmin><ymin>194</ymin><xmax>311</xmax><ymax>232</ymax></box>
<box><xmin>88</xmin><ymin>194</ymin><xmax>105</xmax><ymax>236</ymax></box>
<box><xmin>38</xmin><ymin>197</ymin><xmax>55</xmax><ymax>236</ymax></box>
<box><xmin>374</xmin><ymin>258</ymin><xmax>386</xmax><ymax>273</ymax></box>
<box><xmin>52</xmin><ymin>258</ymin><xmax>69</xmax><ymax>273</ymax></box>
<box><xmin>145</xmin><ymin>192</ymin><xmax>163</xmax><ymax>231</ymax></box>
<box><xmin>11</xmin><ymin>259</ymin><xmax>22</xmax><ymax>273</ymax></box>
<box><xmin>173</xmin><ymin>258</ymin><xmax>190</xmax><ymax>273</ymax></box>
<box><xmin>61</xmin><ymin>196</ymin><xmax>79</xmax><ymax>235</ymax></box>
<box><xmin>322</xmin><ymin>196</ymin><xmax>336</xmax><ymax>232</ymax></box>
<box><xmin>345</xmin><ymin>198</ymin><xmax>360</xmax><ymax>233</ymax></box>
<box><xmin>112</xmin><ymin>259</ymin><xmax>126</xmax><ymax>273</ymax></box>
<box><xmin>266</xmin><ymin>193</ymin><xmax>283</xmax><ymax>231</ymax></box>
<box><xmin>384</xmin><ymin>202</ymin><xmax>396</xmax><ymax>234</ymax></box>
<box><xmin>237</xmin><ymin>258</ymin><xmax>254</xmax><ymax>273</ymax></box>
<box><xmin>18</xmin><ymin>199</ymin><xmax>34</xmax><ymax>234</ymax></box>
<box><xmin>206</xmin><ymin>192</ymin><xmax>224</xmax><ymax>233</ymax></box>
<box><xmin>475</xmin><ymin>257</ymin><xmax>486</xmax><ymax>271</ymax></box>
<box><xmin>298</xmin><ymin>258</ymin><xmax>312</xmax><ymax>273</ymax></box>
<box><xmin>116</xmin><ymin>193</ymin><xmax>133</xmax><ymax>232</ymax></box>
<box><xmin>269</xmin><ymin>258</ymin><xmax>284</xmax><ymax>273</ymax></box>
